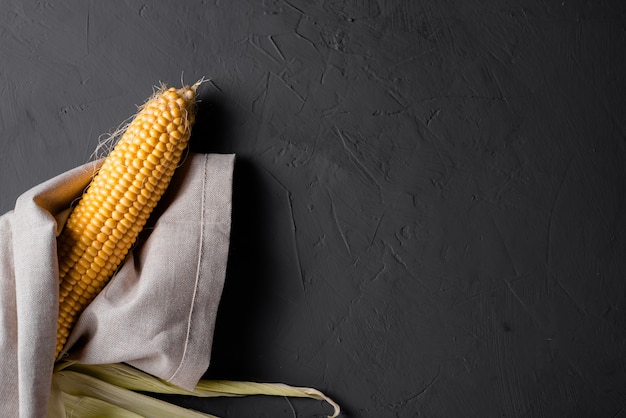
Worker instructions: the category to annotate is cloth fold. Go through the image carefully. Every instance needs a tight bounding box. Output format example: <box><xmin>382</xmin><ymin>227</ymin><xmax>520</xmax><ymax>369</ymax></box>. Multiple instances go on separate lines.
<box><xmin>0</xmin><ymin>153</ymin><xmax>234</xmax><ymax>417</ymax></box>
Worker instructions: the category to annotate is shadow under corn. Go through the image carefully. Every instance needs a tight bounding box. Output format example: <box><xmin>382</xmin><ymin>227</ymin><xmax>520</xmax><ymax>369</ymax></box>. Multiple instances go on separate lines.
<box><xmin>191</xmin><ymin>96</ymin><xmax>288</xmax><ymax>380</ymax></box>
<box><xmin>188</xmin><ymin>96</ymin><xmax>234</xmax><ymax>155</ymax></box>
<box><xmin>205</xmin><ymin>157</ymin><xmax>277</xmax><ymax>380</ymax></box>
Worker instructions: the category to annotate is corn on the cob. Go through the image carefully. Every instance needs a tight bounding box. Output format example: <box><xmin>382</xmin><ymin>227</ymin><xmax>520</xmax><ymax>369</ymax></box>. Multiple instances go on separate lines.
<box><xmin>55</xmin><ymin>84</ymin><xmax>198</xmax><ymax>359</ymax></box>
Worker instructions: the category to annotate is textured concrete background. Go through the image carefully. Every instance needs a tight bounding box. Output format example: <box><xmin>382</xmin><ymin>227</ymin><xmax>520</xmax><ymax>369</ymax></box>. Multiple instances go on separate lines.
<box><xmin>2</xmin><ymin>1</ymin><xmax>626</xmax><ymax>417</ymax></box>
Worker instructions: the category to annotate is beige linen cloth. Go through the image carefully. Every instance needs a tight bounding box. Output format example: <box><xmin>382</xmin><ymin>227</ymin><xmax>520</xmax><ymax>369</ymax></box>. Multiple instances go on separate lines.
<box><xmin>0</xmin><ymin>152</ymin><xmax>234</xmax><ymax>417</ymax></box>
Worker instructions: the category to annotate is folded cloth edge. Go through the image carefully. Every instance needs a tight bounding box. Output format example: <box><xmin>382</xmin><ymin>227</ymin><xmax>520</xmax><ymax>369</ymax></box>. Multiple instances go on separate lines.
<box><xmin>165</xmin><ymin>153</ymin><xmax>234</xmax><ymax>389</ymax></box>
<box><xmin>12</xmin><ymin>160</ymin><xmax>101</xmax><ymax>417</ymax></box>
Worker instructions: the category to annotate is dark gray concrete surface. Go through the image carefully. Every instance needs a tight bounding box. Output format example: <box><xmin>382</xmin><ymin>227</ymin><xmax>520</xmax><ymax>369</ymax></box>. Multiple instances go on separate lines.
<box><xmin>2</xmin><ymin>1</ymin><xmax>626</xmax><ymax>417</ymax></box>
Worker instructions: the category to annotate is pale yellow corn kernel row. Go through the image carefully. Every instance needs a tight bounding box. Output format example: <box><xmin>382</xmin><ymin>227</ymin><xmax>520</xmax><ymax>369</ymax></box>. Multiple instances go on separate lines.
<box><xmin>55</xmin><ymin>85</ymin><xmax>198</xmax><ymax>359</ymax></box>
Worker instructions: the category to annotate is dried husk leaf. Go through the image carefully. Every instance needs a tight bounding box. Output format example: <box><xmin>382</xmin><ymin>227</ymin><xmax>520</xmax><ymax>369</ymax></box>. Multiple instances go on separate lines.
<box><xmin>51</xmin><ymin>361</ymin><xmax>340</xmax><ymax>417</ymax></box>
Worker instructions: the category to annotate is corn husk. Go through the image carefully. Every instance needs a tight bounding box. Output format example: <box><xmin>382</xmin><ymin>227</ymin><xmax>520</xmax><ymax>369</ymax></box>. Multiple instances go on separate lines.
<box><xmin>50</xmin><ymin>361</ymin><xmax>340</xmax><ymax>417</ymax></box>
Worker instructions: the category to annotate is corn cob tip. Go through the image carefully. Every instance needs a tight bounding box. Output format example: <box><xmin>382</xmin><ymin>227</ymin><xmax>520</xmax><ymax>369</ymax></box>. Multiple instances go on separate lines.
<box><xmin>153</xmin><ymin>77</ymin><xmax>207</xmax><ymax>106</ymax></box>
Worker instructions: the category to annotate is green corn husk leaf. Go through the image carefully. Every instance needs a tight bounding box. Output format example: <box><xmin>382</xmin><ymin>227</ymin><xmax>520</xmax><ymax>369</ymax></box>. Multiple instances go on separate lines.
<box><xmin>50</xmin><ymin>393</ymin><xmax>147</xmax><ymax>418</ymax></box>
<box><xmin>50</xmin><ymin>367</ymin><xmax>217</xmax><ymax>417</ymax></box>
<box><xmin>53</xmin><ymin>361</ymin><xmax>340</xmax><ymax>418</ymax></box>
